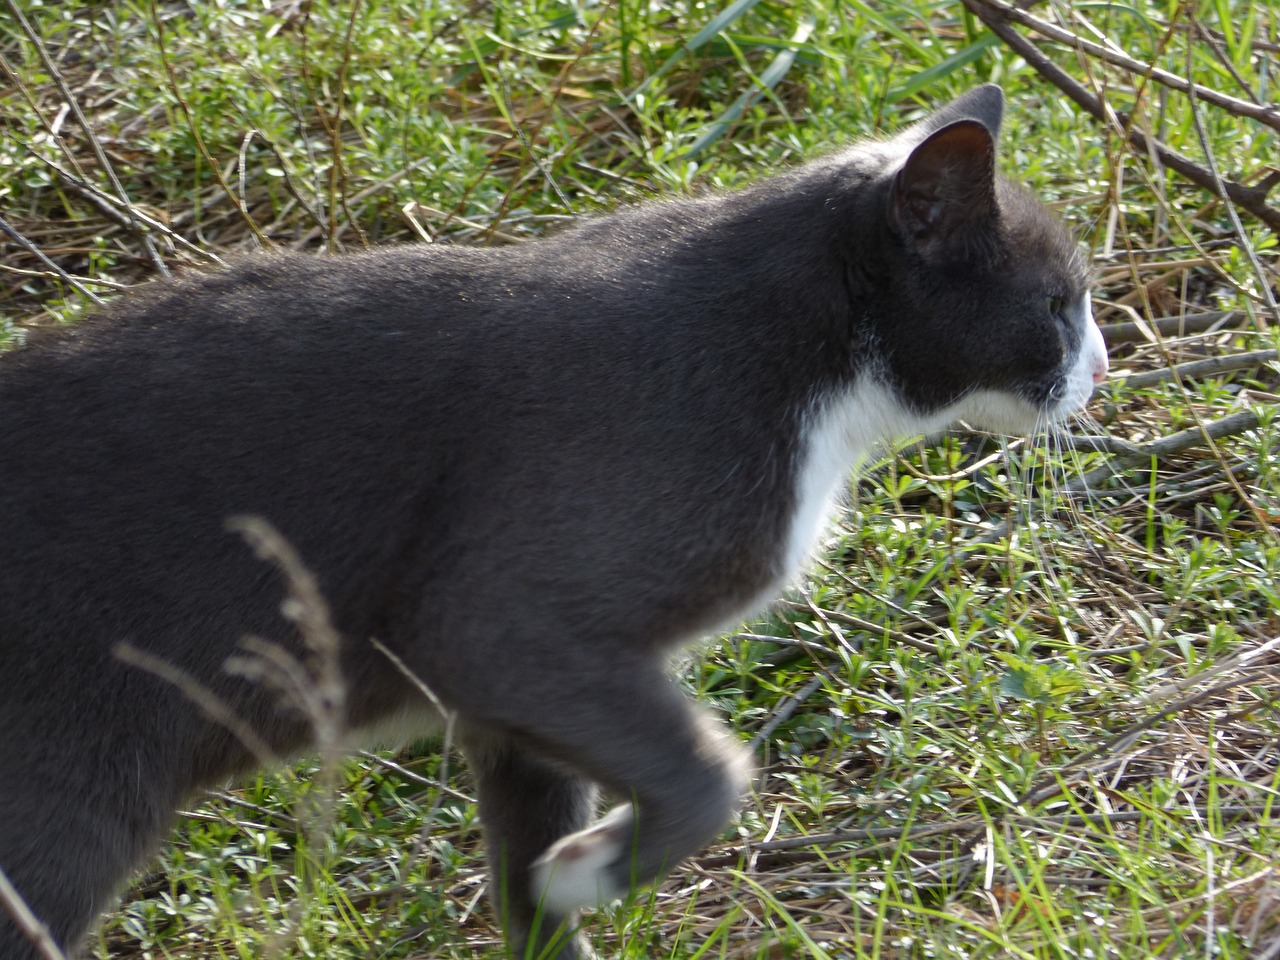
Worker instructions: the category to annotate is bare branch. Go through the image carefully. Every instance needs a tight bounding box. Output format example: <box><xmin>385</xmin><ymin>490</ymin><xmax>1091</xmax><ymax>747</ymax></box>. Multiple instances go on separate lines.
<box><xmin>976</xmin><ymin>0</ymin><xmax>1280</xmax><ymax>133</ymax></box>
<box><xmin>4</xmin><ymin>0</ymin><xmax>172</xmax><ymax>274</ymax></box>
<box><xmin>960</xmin><ymin>0</ymin><xmax>1280</xmax><ymax>232</ymax></box>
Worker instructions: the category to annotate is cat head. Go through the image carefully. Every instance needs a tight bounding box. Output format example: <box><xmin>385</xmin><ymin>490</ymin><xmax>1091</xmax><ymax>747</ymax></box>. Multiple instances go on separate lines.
<box><xmin>859</xmin><ymin>85</ymin><xmax>1107</xmax><ymax>435</ymax></box>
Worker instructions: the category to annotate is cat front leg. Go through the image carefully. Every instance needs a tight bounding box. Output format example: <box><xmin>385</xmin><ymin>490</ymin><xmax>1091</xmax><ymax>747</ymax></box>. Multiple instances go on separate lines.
<box><xmin>436</xmin><ymin>638</ymin><xmax>752</xmax><ymax>952</ymax></box>
<box><xmin>505</xmin><ymin>668</ymin><xmax>754</xmax><ymax>924</ymax></box>
<box><xmin>531</xmin><ymin>803</ymin><xmax>634</xmax><ymax>916</ymax></box>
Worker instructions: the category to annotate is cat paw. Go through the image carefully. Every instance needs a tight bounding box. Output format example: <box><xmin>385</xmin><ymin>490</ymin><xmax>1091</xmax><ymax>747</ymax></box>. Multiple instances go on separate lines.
<box><xmin>531</xmin><ymin>804</ymin><xmax>633</xmax><ymax>916</ymax></box>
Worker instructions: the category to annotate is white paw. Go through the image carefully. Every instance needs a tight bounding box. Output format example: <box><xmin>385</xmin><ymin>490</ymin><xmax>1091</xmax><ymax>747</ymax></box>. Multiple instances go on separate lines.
<box><xmin>531</xmin><ymin>804</ymin><xmax>633</xmax><ymax>916</ymax></box>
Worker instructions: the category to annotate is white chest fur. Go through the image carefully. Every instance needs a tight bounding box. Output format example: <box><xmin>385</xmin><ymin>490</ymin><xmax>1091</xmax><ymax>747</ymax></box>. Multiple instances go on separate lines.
<box><xmin>780</xmin><ymin>378</ymin><xmax>946</xmax><ymax>583</ymax></box>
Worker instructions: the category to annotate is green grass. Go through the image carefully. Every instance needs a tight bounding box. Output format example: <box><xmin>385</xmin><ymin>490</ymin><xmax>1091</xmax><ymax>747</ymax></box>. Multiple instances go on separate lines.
<box><xmin>3</xmin><ymin>0</ymin><xmax>1279</xmax><ymax>958</ymax></box>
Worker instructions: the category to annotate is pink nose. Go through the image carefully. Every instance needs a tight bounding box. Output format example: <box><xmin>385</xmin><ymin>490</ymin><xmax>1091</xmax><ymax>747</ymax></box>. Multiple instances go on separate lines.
<box><xmin>1092</xmin><ymin>358</ymin><xmax>1109</xmax><ymax>384</ymax></box>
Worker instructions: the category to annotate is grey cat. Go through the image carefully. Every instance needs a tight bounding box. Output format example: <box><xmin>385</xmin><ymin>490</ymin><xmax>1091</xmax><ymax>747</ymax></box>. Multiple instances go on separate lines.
<box><xmin>0</xmin><ymin>85</ymin><xmax>1106</xmax><ymax>959</ymax></box>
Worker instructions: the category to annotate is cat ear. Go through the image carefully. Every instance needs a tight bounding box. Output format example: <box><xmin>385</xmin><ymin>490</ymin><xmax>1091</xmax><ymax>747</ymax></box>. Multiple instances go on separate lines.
<box><xmin>922</xmin><ymin>84</ymin><xmax>1004</xmax><ymax>138</ymax></box>
<box><xmin>887</xmin><ymin>118</ymin><xmax>999</xmax><ymax>264</ymax></box>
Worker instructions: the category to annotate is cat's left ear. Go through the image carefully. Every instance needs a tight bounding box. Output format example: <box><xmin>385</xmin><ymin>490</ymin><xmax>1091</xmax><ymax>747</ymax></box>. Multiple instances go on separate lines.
<box><xmin>887</xmin><ymin>118</ymin><xmax>1000</xmax><ymax>265</ymax></box>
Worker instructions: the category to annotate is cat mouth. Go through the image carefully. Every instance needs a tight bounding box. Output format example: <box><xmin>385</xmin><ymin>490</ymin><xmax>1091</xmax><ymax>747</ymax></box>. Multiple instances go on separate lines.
<box><xmin>977</xmin><ymin>314</ymin><xmax>1109</xmax><ymax>434</ymax></box>
<box><xmin>954</xmin><ymin>389</ymin><xmax>1058</xmax><ymax>436</ymax></box>
<box><xmin>1045</xmin><ymin>376</ymin><xmax>1095</xmax><ymax>419</ymax></box>
<box><xmin>951</xmin><ymin>373</ymin><xmax>1097</xmax><ymax>437</ymax></box>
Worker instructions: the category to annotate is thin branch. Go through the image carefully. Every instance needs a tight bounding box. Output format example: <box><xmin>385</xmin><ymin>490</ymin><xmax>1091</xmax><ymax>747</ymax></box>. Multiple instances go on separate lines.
<box><xmin>27</xmin><ymin>149</ymin><xmax>219</xmax><ymax>263</ymax></box>
<box><xmin>960</xmin><ymin>0</ymin><xmax>1280</xmax><ymax>232</ymax></box>
<box><xmin>698</xmin><ymin>801</ymin><xmax>1275</xmax><ymax>869</ymax></box>
<box><xmin>974</xmin><ymin>0</ymin><xmax>1280</xmax><ymax>133</ymax></box>
<box><xmin>5</xmin><ymin>0</ymin><xmax>171</xmax><ymax>275</ymax></box>
<box><xmin>1099</xmin><ymin>310</ymin><xmax>1241</xmax><ymax>345</ymax></box>
<box><xmin>1106</xmin><ymin>348</ymin><xmax>1278</xmax><ymax>391</ymax></box>
<box><xmin>0</xmin><ymin>214</ymin><xmax>105</xmax><ymax>305</ymax></box>
<box><xmin>0</xmin><ymin>866</ymin><xmax>69</xmax><ymax>960</ymax></box>
<box><xmin>749</xmin><ymin>674</ymin><xmax>825</xmax><ymax>750</ymax></box>
<box><xmin>326</xmin><ymin>0</ymin><xmax>369</xmax><ymax>250</ymax></box>
<box><xmin>1028</xmin><ymin>667</ymin><xmax>1278</xmax><ymax>803</ymax></box>
<box><xmin>1063</xmin><ymin>409</ymin><xmax>1262</xmax><ymax>494</ymax></box>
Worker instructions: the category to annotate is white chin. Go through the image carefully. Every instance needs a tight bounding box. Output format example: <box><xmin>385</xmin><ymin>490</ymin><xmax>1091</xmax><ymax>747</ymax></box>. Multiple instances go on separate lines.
<box><xmin>953</xmin><ymin>390</ymin><xmax>1050</xmax><ymax>436</ymax></box>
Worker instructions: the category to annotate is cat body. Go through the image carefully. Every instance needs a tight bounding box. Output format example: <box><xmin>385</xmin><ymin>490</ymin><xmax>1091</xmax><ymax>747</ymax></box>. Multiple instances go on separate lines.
<box><xmin>0</xmin><ymin>86</ymin><xmax>1106</xmax><ymax>959</ymax></box>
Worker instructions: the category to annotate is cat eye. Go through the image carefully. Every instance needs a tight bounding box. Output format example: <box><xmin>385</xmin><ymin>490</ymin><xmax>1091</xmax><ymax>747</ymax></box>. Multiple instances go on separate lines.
<box><xmin>1047</xmin><ymin>295</ymin><xmax>1067</xmax><ymax>322</ymax></box>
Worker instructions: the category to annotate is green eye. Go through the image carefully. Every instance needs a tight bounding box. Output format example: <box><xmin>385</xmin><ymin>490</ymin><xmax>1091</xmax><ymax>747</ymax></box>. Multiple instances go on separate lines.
<box><xmin>1047</xmin><ymin>295</ymin><xmax>1066</xmax><ymax>319</ymax></box>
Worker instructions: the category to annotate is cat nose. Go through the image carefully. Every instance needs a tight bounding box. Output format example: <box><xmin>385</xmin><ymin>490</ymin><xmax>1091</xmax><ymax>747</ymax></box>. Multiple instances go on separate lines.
<box><xmin>1081</xmin><ymin>314</ymin><xmax>1109</xmax><ymax>386</ymax></box>
<box><xmin>1091</xmin><ymin>351</ymin><xmax>1109</xmax><ymax>384</ymax></box>
<box><xmin>1086</xmin><ymin>323</ymin><xmax>1109</xmax><ymax>384</ymax></box>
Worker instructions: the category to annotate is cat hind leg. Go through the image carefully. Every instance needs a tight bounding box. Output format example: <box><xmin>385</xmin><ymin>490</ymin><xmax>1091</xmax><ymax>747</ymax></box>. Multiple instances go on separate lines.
<box><xmin>461</xmin><ymin>730</ymin><xmax>599</xmax><ymax>960</ymax></box>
